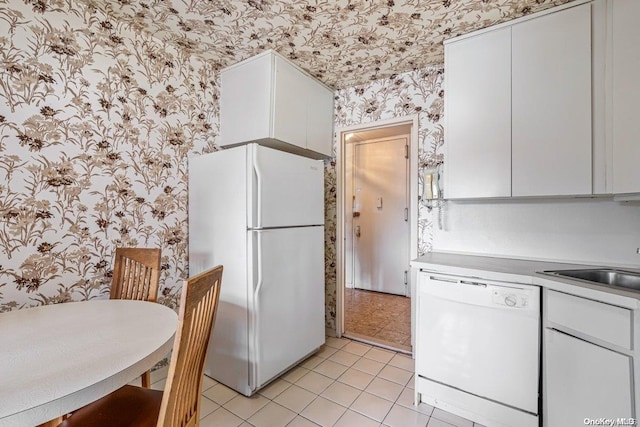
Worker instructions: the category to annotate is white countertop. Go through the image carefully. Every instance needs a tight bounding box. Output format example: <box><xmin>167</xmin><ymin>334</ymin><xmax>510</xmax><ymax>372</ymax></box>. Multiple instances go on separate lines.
<box><xmin>0</xmin><ymin>300</ymin><xmax>177</xmax><ymax>427</ymax></box>
<box><xmin>411</xmin><ymin>252</ymin><xmax>640</xmax><ymax>308</ymax></box>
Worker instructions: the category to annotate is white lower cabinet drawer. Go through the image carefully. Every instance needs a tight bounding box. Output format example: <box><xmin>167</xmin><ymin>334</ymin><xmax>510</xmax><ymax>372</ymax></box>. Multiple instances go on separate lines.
<box><xmin>546</xmin><ymin>289</ymin><xmax>632</xmax><ymax>349</ymax></box>
<box><xmin>545</xmin><ymin>328</ymin><xmax>633</xmax><ymax>426</ymax></box>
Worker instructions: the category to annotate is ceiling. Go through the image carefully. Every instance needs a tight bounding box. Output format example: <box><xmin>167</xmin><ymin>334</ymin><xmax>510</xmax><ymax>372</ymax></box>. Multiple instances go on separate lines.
<box><xmin>92</xmin><ymin>0</ymin><xmax>573</xmax><ymax>89</ymax></box>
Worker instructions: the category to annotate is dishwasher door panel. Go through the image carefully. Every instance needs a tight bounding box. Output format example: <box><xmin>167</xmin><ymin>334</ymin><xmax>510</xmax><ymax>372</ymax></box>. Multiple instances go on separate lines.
<box><xmin>417</xmin><ymin>274</ymin><xmax>540</xmax><ymax>414</ymax></box>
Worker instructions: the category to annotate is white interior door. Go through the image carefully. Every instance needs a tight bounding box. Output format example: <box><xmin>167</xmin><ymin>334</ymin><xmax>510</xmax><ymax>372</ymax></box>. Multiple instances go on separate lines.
<box><xmin>250</xmin><ymin>227</ymin><xmax>325</xmax><ymax>390</ymax></box>
<box><xmin>352</xmin><ymin>137</ymin><xmax>409</xmax><ymax>295</ymax></box>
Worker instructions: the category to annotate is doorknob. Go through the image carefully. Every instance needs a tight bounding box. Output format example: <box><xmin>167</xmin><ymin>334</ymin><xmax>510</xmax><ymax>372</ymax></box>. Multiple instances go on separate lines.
<box><xmin>355</xmin><ymin>226</ymin><xmax>361</xmax><ymax>237</ymax></box>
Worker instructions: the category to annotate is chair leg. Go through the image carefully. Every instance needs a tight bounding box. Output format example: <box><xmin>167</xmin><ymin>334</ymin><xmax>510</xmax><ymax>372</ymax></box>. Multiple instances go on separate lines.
<box><xmin>142</xmin><ymin>370</ymin><xmax>151</xmax><ymax>388</ymax></box>
<box><xmin>37</xmin><ymin>416</ymin><xmax>63</xmax><ymax>427</ymax></box>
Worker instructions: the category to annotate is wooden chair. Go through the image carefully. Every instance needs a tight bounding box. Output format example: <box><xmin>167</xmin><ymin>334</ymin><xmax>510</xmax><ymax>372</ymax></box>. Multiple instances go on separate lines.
<box><xmin>60</xmin><ymin>265</ymin><xmax>223</xmax><ymax>427</ymax></box>
<box><xmin>111</xmin><ymin>247</ymin><xmax>161</xmax><ymax>387</ymax></box>
<box><xmin>111</xmin><ymin>247</ymin><xmax>161</xmax><ymax>303</ymax></box>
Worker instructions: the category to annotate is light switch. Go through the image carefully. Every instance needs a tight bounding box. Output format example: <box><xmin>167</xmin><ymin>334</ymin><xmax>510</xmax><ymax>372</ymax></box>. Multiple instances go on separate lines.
<box><xmin>376</xmin><ymin>197</ymin><xmax>383</xmax><ymax>209</ymax></box>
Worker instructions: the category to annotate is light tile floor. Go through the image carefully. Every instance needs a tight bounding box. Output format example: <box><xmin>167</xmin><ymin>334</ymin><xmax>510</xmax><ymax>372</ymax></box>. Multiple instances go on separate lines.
<box><xmin>143</xmin><ymin>337</ymin><xmax>485</xmax><ymax>427</ymax></box>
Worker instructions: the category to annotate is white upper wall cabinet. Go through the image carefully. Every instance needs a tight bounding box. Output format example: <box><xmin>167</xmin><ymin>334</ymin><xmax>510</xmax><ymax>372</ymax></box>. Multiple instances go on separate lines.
<box><xmin>611</xmin><ymin>0</ymin><xmax>640</xmax><ymax>194</ymax></box>
<box><xmin>444</xmin><ymin>28</ymin><xmax>512</xmax><ymax>199</ymax></box>
<box><xmin>219</xmin><ymin>51</ymin><xmax>334</xmax><ymax>159</ymax></box>
<box><xmin>444</xmin><ymin>1</ymin><xmax>594</xmax><ymax>199</ymax></box>
<box><xmin>511</xmin><ymin>4</ymin><xmax>592</xmax><ymax>197</ymax></box>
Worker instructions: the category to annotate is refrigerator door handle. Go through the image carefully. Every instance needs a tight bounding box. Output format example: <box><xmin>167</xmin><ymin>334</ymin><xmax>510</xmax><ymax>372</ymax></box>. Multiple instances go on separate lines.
<box><xmin>255</xmin><ymin>230</ymin><xmax>265</xmax><ymax>295</ymax></box>
<box><xmin>253</xmin><ymin>146</ymin><xmax>263</xmax><ymax>229</ymax></box>
<box><xmin>249</xmin><ymin>230</ymin><xmax>264</xmax><ymax>391</ymax></box>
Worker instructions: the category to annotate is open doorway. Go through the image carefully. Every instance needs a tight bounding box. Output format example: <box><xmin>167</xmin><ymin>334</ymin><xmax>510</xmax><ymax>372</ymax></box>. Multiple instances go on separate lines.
<box><xmin>336</xmin><ymin>117</ymin><xmax>418</xmax><ymax>354</ymax></box>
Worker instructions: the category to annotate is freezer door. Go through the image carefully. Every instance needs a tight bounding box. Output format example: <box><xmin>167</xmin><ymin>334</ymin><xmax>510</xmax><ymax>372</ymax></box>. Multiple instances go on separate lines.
<box><xmin>248</xmin><ymin>227</ymin><xmax>325</xmax><ymax>390</ymax></box>
<box><xmin>249</xmin><ymin>144</ymin><xmax>324</xmax><ymax>228</ymax></box>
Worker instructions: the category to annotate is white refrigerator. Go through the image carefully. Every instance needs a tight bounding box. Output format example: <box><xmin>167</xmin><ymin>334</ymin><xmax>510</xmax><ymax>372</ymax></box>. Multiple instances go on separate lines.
<box><xmin>188</xmin><ymin>143</ymin><xmax>325</xmax><ymax>396</ymax></box>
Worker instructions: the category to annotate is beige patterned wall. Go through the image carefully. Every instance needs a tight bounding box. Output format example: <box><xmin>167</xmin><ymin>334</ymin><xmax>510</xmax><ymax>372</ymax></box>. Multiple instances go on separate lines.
<box><xmin>325</xmin><ymin>66</ymin><xmax>444</xmax><ymax>330</ymax></box>
<box><xmin>0</xmin><ymin>0</ymin><xmax>445</xmax><ymax>328</ymax></box>
<box><xmin>0</xmin><ymin>0</ymin><xmax>217</xmax><ymax>311</ymax></box>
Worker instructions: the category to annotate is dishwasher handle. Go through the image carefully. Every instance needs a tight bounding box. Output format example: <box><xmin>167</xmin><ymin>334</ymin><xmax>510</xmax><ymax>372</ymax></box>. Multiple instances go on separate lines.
<box><xmin>429</xmin><ymin>275</ymin><xmax>488</xmax><ymax>288</ymax></box>
<box><xmin>460</xmin><ymin>280</ymin><xmax>487</xmax><ymax>288</ymax></box>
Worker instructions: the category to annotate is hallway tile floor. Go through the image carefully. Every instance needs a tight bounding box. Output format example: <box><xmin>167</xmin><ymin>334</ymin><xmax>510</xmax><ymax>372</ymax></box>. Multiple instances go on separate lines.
<box><xmin>344</xmin><ymin>288</ymin><xmax>411</xmax><ymax>351</ymax></box>
<box><xmin>143</xmin><ymin>336</ymin><xmax>484</xmax><ymax>427</ymax></box>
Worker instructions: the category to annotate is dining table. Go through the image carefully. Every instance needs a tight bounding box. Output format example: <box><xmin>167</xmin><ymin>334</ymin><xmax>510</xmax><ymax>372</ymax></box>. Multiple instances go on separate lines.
<box><xmin>0</xmin><ymin>299</ymin><xmax>178</xmax><ymax>427</ymax></box>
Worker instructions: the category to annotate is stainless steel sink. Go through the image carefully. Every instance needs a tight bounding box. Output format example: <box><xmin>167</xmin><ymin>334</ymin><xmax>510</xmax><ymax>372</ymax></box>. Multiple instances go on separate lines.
<box><xmin>542</xmin><ymin>268</ymin><xmax>640</xmax><ymax>292</ymax></box>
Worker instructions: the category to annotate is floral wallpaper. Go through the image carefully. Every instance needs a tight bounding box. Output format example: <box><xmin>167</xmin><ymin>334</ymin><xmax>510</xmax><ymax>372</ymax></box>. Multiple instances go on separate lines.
<box><xmin>1</xmin><ymin>0</ymin><xmax>575</xmax><ymax>329</ymax></box>
<box><xmin>325</xmin><ymin>65</ymin><xmax>444</xmax><ymax>330</ymax></box>
<box><xmin>0</xmin><ymin>0</ymin><xmax>217</xmax><ymax>311</ymax></box>
<box><xmin>79</xmin><ymin>0</ymin><xmax>572</xmax><ymax>89</ymax></box>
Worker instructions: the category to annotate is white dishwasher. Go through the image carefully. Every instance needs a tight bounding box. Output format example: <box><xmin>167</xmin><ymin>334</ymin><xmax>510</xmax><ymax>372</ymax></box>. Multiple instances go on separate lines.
<box><xmin>416</xmin><ymin>271</ymin><xmax>540</xmax><ymax>427</ymax></box>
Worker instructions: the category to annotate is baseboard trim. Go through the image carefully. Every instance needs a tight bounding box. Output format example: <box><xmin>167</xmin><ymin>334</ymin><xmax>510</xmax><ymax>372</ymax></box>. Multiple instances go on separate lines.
<box><xmin>325</xmin><ymin>327</ymin><xmax>337</xmax><ymax>338</ymax></box>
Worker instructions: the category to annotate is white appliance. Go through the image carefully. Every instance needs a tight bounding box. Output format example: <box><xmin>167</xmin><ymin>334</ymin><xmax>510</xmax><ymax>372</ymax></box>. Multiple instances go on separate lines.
<box><xmin>416</xmin><ymin>272</ymin><xmax>540</xmax><ymax>427</ymax></box>
<box><xmin>188</xmin><ymin>143</ymin><xmax>325</xmax><ymax>396</ymax></box>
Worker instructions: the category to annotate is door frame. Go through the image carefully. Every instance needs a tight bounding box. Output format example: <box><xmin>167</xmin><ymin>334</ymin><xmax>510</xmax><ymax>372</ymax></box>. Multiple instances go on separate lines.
<box><xmin>335</xmin><ymin>115</ymin><xmax>419</xmax><ymax>345</ymax></box>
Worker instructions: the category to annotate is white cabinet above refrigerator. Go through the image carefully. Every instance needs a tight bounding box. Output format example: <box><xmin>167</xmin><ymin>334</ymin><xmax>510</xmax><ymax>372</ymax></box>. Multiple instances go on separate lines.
<box><xmin>219</xmin><ymin>50</ymin><xmax>334</xmax><ymax>160</ymax></box>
